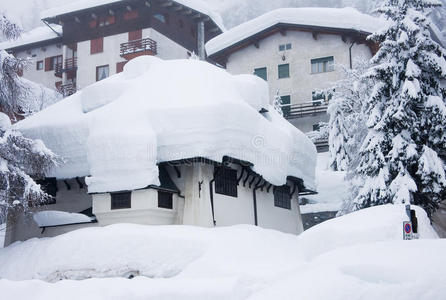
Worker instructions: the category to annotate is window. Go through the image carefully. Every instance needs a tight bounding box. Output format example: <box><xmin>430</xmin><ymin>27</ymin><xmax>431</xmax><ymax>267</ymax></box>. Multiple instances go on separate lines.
<box><xmin>281</xmin><ymin>95</ymin><xmax>291</xmax><ymax>117</ymax></box>
<box><xmin>278</xmin><ymin>64</ymin><xmax>290</xmax><ymax>79</ymax></box>
<box><xmin>279</xmin><ymin>43</ymin><xmax>292</xmax><ymax>51</ymax></box>
<box><xmin>90</xmin><ymin>37</ymin><xmax>104</xmax><ymax>54</ymax></box>
<box><xmin>111</xmin><ymin>192</ymin><xmax>131</xmax><ymax>210</ymax></box>
<box><xmin>158</xmin><ymin>191</ymin><xmax>173</xmax><ymax>209</ymax></box>
<box><xmin>311</xmin><ymin>56</ymin><xmax>334</xmax><ymax>74</ymax></box>
<box><xmin>274</xmin><ymin>185</ymin><xmax>291</xmax><ymax>209</ymax></box>
<box><xmin>96</xmin><ymin>65</ymin><xmax>109</xmax><ymax>81</ymax></box>
<box><xmin>215</xmin><ymin>167</ymin><xmax>238</xmax><ymax>198</ymax></box>
<box><xmin>36</xmin><ymin>60</ymin><xmax>43</xmax><ymax>70</ymax></box>
<box><xmin>254</xmin><ymin>67</ymin><xmax>267</xmax><ymax>81</ymax></box>
<box><xmin>50</xmin><ymin>56</ymin><xmax>63</xmax><ymax>71</ymax></box>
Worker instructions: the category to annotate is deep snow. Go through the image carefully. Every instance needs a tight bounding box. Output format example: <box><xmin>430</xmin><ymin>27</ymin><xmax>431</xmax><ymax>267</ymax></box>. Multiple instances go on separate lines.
<box><xmin>15</xmin><ymin>56</ymin><xmax>317</xmax><ymax>193</ymax></box>
<box><xmin>0</xmin><ymin>205</ymin><xmax>443</xmax><ymax>300</ymax></box>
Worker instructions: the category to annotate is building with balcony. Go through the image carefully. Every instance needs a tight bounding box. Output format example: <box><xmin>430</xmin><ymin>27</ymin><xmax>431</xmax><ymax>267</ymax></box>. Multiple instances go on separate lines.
<box><xmin>1</xmin><ymin>0</ymin><xmax>225</xmax><ymax>96</ymax></box>
<box><xmin>205</xmin><ymin>8</ymin><xmax>385</xmax><ymax>151</ymax></box>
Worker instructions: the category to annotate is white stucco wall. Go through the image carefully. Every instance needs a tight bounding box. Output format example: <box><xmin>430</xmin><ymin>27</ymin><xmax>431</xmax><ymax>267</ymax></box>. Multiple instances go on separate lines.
<box><xmin>76</xmin><ymin>27</ymin><xmax>189</xmax><ymax>89</ymax></box>
<box><xmin>225</xmin><ymin>30</ymin><xmax>373</xmax><ymax>105</ymax></box>
<box><xmin>93</xmin><ymin>189</ymin><xmax>183</xmax><ymax>226</ymax></box>
<box><xmin>14</xmin><ymin>43</ymin><xmax>63</xmax><ymax>91</ymax></box>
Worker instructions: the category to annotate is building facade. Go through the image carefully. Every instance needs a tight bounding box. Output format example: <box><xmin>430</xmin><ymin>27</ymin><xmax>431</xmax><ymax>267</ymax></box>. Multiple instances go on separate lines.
<box><xmin>206</xmin><ymin>8</ymin><xmax>382</xmax><ymax>151</ymax></box>
<box><xmin>1</xmin><ymin>0</ymin><xmax>224</xmax><ymax>96</ymax></box>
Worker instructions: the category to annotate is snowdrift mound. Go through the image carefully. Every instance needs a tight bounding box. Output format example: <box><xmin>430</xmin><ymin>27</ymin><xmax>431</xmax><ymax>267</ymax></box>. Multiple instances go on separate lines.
<box><xmin>297</xmin><ymin>204</ymin><xmax>439</xmax><ymax>259</ymax></box>
<box><xmin>0</xmin><ymin>205</ymin><xmax>444</xmax><ymax>299</ymax></box>
<box><xmin>15</xmin><ymin>56</ymin><xmax>316</xmax><ymax>193</ymax></box>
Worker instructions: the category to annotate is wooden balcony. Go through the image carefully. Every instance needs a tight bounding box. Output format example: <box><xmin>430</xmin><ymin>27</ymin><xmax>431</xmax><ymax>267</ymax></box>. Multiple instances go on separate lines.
<box><xmin>54</xmin><ymin>63</ymin><xmax>63</xmax><ymax>77</ymax></box>
<box><xmin>64</xmin><ymin>57</ymin><xmax>77</xmax><ymax>71</ymax></box>
<box><xmin>283</xmin><ymin>100</ymin><xmax>329</xmax><ymax>119</ymax></box>
<box><xmin>120</xmin><ymin>38</ymin><xmax>157</xmax><ymax>60</ymax></box>
<box><xmin>59</xmin><ymin>83</ymin><xmax>77</xmax><ymax>97</ymax></box>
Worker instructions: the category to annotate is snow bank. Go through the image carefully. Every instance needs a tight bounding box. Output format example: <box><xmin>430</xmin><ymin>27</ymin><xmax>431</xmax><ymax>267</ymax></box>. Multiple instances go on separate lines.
<box><xmin>206</xmin><ymin>7</ymin><xmax>387</xmax><ymax>56</ymax></box>
<box><xmin>33</xmin><ymin>211</ymin><xmax>94</xmax><ymax>227</ymax></box>
<box><xmin>40</xmin><ymin>0</ymin><xmax>225</xmax><ymax>31</ymax></box>
<box><xmin>300</xmin><ymin>152</ymin><xmax>347</xmax><ymax>214</ymax></box>
<box><xmin>0</xmin><ymin>205</ymin><xmax>444</xmax><ymax>300</ymax></box>
<box><xmin>15</xmin><ymin>56</ymin><xmax>316</xmax><ymax>193</ymax></box>
<box><xmin>0</xmin><ymin>25</ymin><xmax>62</xmax><ymax>50</ymax></box>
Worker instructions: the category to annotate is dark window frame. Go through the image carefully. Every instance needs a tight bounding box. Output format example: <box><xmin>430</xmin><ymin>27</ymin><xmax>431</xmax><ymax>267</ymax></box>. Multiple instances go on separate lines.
<box><xmin>96</xmin><ymin>64</ymin><xmax>110</xmax><ymax>82</ymax></box>
<box><xmin>158</xmin><ymin>191</ymin><xmax>173</xmax><ymax>209</ymax></box>
<box><xmin>254</xmin><ymin>67</ymin><xmax>267</xmax><ymax>81</ymax></box>
<box><xmin>111</xmin><ymin>192</ymin><xmax>131</xmax><ymax>210</ymax></box>
<box><xmin>36</xmin><ymin>60</ymin><xmax>43</xmax><ymax>70</ymax></box>
<box><xmin>274</xmin><ymin>185</ymin><xmax>291</xmax><ymax>210</ymax></box>
<box><xmin>278</xmin><ymin>63</ymin><xmax>290</xmax><ymax>79</ymax></box>
<box><xmin>281</xmin><ymin>95</ymin><xmax>291</xmax><ymax>117</ymax></box>
<box><xmin>49</xmin><ymin>55</ymin><xmax>62</xmax><ymax>71</ymax></box>
<box><xmin>215</xmin><ymin>167</ymin><xmax>238</xmax><ymax>198</ymax></box>
<box><xmin>311</xmin><ymin>56</ymin><xmax>334</xmax><ymax>74</ymax></box>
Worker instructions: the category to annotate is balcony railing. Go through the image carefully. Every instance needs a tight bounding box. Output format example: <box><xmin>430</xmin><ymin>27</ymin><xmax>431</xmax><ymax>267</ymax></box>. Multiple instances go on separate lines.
<box><xmin>54</xmin><ymin>63</ymin><xmax>63</xmax><ymax>76</ymax></box>
<box><xmin>64</xmin><ymin>57</ymin><xmax>77</xmax><ymax>71</ymax></box>
<box><xmin>120</xmin><ymin>38</ymin><xmax>157</xmax><ymax>57</ymax></box>
<box><xmin>59</xmin><ymin>83</ymin><xmax>77</xmax><ymax>98</ymax></box>
<box><xmin>283</xmin><ymin>100</ymin><xmax>329</xmax><ymax>119</ymax></box>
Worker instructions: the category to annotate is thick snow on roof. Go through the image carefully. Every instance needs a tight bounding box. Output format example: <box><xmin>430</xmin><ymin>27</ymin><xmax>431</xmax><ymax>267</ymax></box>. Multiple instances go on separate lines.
<box><xmin>0</xmin><ymin>25</ymin><xmax>62</xmax><ymax>51</ymax></box>
<box><xmin>16</xmin><ymin>56</ymin><xmax>316</xmax><ymax>193</ymax></box>
<box><xmin>33</xmin><ymin>211</ymin><xmax>94</xmax><ymax>227</ymax></box>
<box><xmin>41</xmin><ymin>0</ymin><xmax>226</xmax><ymax>31</ymax></box>
<box><xmin>206</xmin><ymin>7</ymin><xmax>386</xmax><ymax>56</ymax></box>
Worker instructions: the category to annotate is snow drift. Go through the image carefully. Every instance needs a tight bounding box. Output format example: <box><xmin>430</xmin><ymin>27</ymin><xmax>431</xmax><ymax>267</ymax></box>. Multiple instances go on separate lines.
<box><xmin>15</xmin><ymin>56</ymin><xmax>316</xmax><ymax>193</ymax></box>
<box><xmin>0</xmin><ymin>205</ymin><xmax>444</xmax><ymax>300</ymax></box>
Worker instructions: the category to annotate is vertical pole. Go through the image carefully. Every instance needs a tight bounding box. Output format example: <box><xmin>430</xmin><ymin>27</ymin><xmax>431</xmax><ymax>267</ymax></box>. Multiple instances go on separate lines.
<box><xmin>197</xmin><ymin>21</ymin><xmax>205</xmax><ymax>60</ymax></box>
<box><xmin>62</xmin><ymin>45</ymin><xmax>68</xmax><ymax>85</ymax></box>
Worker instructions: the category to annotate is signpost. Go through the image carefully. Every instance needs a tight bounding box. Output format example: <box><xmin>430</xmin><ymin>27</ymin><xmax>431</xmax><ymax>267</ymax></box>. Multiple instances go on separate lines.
<box><xmin>403</xmin><ymin>221</ymin><xmax>413</xmax><ymax>240</ymax></box>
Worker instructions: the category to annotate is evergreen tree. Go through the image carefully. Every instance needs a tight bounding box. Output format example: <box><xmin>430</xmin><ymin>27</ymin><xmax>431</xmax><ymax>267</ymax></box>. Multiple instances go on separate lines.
<box><xmin>328</xmin><ymin>60</ymin><xmax>371</xmax><ymax>171</ymax></box>
<box><xmin>352</xmin><ymin>0</ymin><xmax>446</xmax><ymax>217</ymax></box>
<box><xmin>0</xmin><ymin>14</ymin><xmax>58</xmax><ymax>220</ymax></box>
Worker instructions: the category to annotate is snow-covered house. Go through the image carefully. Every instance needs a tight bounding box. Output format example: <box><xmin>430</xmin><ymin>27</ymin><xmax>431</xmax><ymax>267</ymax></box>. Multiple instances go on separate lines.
<box><xmin>205</xmin><ymin>8</ymin><xmax>385</xmax><ymax>151</ymax></box>
<box><xmin>4</xmin><ymin>56</ymin><xmax>317</xmax><ymax>246</ymax></box>
<box><xmin>0</xmin><ymin>26</ymin><xmax>63</xmax><ymax>92</ymax></box>
<box><xmin>1</xmin><ymin>0</ymin><xmax>224</xmax><ymax>97</ymax></box>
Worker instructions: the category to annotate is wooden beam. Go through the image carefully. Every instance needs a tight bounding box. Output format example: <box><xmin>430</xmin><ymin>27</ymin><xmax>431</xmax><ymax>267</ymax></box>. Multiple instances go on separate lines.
<box><xmin>182</xmin><ymin>9</ymin><xmax>193</xmax><ymax>15</ymax></box>
<box><xmin>192</xmin><ymin>13</ymin><xmax>202</xmax><ymax>19</ymax></box>
<box><xmin>145</xmin><ymin>1</ymin><xmax>151</xmax><ymax>7</ymax></box>
<box><xmin>341</xmin><ymin>35</ymin><xmax>347</xmax><ymax>43</ymax></box>
<box><xmin>126</xmin><ymin>5</ymin><xmax>132</xmax><ymax>11</ymax></box>
<box><xmin>254</xmin><ymin>41</ymin><xmax>260</xmax><ymax>49</ymax></box>
<box><xmin>91</xmin><ymin>13</ymin><xmax>97</xmax><ymax>20</ymax></box>
<box><xmin>280</xmin><ymin>29</ymin><xmax>287</xmax><ymax>36</ymax></box>
<box><xmin>312</xmin><ymin>31</ymin><xmax>318</xmax><ymax>40</ymax></box>
<box><xmin>173</xmin><ymin>5</ymin><xmax>183</xmax><ymax>12</ymax></box>
<box><xmin>160</xmin><ymin>1</ymin><xmax>173</xmax><ymax>8</ymax></box>
<box><xmin>209</xmin><ymin>27</ymin><xmax>220</xmax><ymax>34</ymax></box>
<box><xmin>108</xmin><ymin>9</ymin><xmax>115</xmax><ymax>16</ymax></box>
<box><xmin>74</xmin><ymin>16</ymin><xmax>80</xmax><ymax>23</ymax></box>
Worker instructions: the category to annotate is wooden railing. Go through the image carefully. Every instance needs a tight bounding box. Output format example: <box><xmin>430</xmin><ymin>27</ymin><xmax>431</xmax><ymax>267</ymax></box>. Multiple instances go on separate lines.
<box><xmin>59</xmin><ymin>83</ymin><xmax>77</xmax><ymax>97</ymax></box>
<box><xmin>64</xmin><ymin>57</ymin><xmax>77</xmax><ymax>70</ymax></box>
<box><xmin>54</xmin><ymin>63</ymin><xmax>63</xmax><ymax>76</ymax></box>
<box><xmin>120</xmin><ymin>38</ymin><xmax>157</xmax><ymax>57</ymax></box>
<box><xmin>283</xmin><ymin>101</ymin><xmax>329</xmax><ymax>119</ymax></box>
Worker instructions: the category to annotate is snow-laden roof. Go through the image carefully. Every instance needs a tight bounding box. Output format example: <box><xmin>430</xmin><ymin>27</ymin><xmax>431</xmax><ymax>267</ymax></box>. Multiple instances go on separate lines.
<box><xmin>33</xmin><ymin>211</ymin><xmax>94</xmax><ymax>227</ymax></box>
<box><xmin>15</xmin><ymin>56</ymin><xmax>316</xmax><ymax>193</ymax></box>
<box><xmin>41</xmin><ymin>0</ymin><xmax>226</xmax><ymax>31</ymax></box>
<box><xmin>206</xmin><ymin>7</ymin><xmax>386</xmax><ymax>57</ymax></box>
<box><xmin>0</xmin><ymin>25</ymin><xmax>62</xmax><ymax>51</ymax></box>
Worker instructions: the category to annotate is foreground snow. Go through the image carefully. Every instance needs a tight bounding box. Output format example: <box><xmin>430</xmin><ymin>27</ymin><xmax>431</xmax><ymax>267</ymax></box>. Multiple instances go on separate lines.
<box><xmin>0</xmin><ymin>204</ymin><xmax>443</xmax><ymax>299</ymax></box>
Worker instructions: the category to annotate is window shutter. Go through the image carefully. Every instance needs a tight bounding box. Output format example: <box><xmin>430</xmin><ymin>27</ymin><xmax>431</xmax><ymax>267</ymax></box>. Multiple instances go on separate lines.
<box><xmin>91</xmin><ymin>37</ymin><xmax>104</xmax><ymax>54</ymax></box>
<box><xmin>128</xmin><ymin>30</ymin><xmax>142</xmax><ymax>41</ymax></box>
<box><xmin>116</xmin><ymin>61</ymin><xmax>127</xmax><ymax>73</ymax></box>
<box><xmin>44</xmin><ymin>57</ymin><xmax>51</xmax><ymax>71</ymax></box>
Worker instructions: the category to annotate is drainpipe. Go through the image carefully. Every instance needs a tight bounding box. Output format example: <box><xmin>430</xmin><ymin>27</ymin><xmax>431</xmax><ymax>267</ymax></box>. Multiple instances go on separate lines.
<box><xmin>349</xmin><ymin>42</ymin><xmax>355</xmax><ymax>69</ymax></box>
<box><xmin>197</xmin><ymin>21</ymin><xmax>205</xmax><ymax>60</ymax></box>
<box><xmin>252</xmin><ymin>177</ymin><xmax>264</xmax><ymax>226</ymax></box>
<box><xmin>208</xmin><ymin>168</ymin><xmax>220</xmax><ymax>226</ymax></box>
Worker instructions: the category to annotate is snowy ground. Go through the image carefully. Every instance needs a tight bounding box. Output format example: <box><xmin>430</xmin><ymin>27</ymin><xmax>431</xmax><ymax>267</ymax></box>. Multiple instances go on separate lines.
<box><xmin>0</xmin><ymin>204</ymin><xmax>444</xmax><ymax>300</ymax></box>
<box><xmin>301</xmin><ymin>152</ymin><xmax>347</xmax><ymax>214</ymax></box>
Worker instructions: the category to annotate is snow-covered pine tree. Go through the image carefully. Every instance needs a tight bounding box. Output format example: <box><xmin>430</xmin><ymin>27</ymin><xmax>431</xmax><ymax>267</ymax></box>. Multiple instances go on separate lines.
<box><xmin>352</xmin><ymin>0</ymin><xmax>446</xmax><ymax>217</ymax></box>
<box><xmin>0</xmin><ymin>14</ymin><xmax>58</xmax><ymax>220</ymax></box>
<box><xmin>328</xmin><ymin>59</ymin><xmax>371</xmax><ymax>171</ymax></box>
<box><xmin>273</xmin><ymin>90</ymin><xmax>284</xmax><ymax>116</ymax></box>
